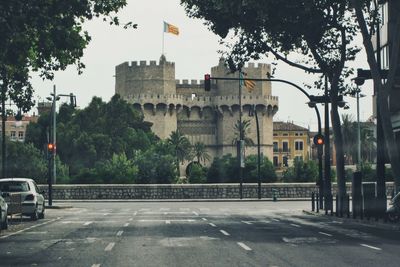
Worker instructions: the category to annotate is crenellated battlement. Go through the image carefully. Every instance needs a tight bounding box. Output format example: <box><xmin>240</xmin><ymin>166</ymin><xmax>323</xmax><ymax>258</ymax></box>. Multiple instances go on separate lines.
<box><xmin>116</xmin><ymin>59</ymin><xmax>175</xmax><ymax>70</ymax></box>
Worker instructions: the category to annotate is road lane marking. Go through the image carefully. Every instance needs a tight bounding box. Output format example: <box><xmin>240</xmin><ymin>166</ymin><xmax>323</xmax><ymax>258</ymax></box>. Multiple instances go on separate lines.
<box><xmin>220</xmin><ymin>230</ymin><xmax>230</xmax><ymax>236</ymax></box>
<box><xmin>133</xmin><ymin>212</ymin><xmax>137</xmax><ymax>216</ymax></box>
<box><xmin>105</xmin><ymin>242</ymin><xmax>115</xmax><ymax>251</ymax></box>
<box><xmin>193</xmin><ymin>211</ymin><xmax>199</xmax><ymax>216</ymax></box>
<box><xmin>83</xmin><ymin>222</ymin><xmax>92</xmax><ymax>226</ymax></box>
<box><xmin>0</xmin><ymin>218</ymin><xmax>60</xmax><ymax>239</ymax></box>
<box><xmin>272</xmin><ymin>219</ymin><xmax>280</xmax><ymax>222</ymax></box>
<box><xmin>209</xmin><ymin>223</ymin><xmax>217</xmax><ymax>227</ymax></box>
<box><xmin>202</xmin><ymin>218</ymin><xmax>208</xmax><ymax>221</ymax></box>
<box><xmin>138</xmin><ymin>219</ymin><xmax>195</xmax><ymax>222</ymax></box>
<box><xmin>160</xmin><ymin>208</ymin><xmax>170</xmax><ymax>211</ymax></box>
<box><xmin>128</xmin><ymin>218</ymin><xmax>133</xmax><ymax>221</ymax></box>
<box><xmin>116</xmin><ymin>231</ymin><xmax>123</xmax><ymax>236</ymax></box>
<box><xmin>290</xmin><ymin>223</ymin><xmax>301</xmax><ymax>228</ymax></box>
<box><xmin>123</xmin><ymin>223</ymin><xmax>129</xmax><ymax>227</ymax></box>
<box><xmin>103</xmin><ymin>213</ymin><xmax>109</xmax><ymax>216</ymax></box>
<box><xmin>318</xmin><ymin>232</ymin><xmax>333</xmax><ymax>237</ymax></box>
<box><xmin>91</xmin><ymin>265</ymin><xmax>100</xmax><ymax>267</ymax></box>
<box><xmin>242</xmin><ymin>221</ymin><xmax>253</xmax><ymax>225</ymax></box>
<box><xmin>237</xmin><ymin>242</ymin><xmax>252</xmax><ymax>251</ymax></box>
<box><xmin>360</xmin><ymin>244</ymin><xmax>382</xmax><ymax>251</ymax></box>
<box><xmin>166</xmin><ymin>220</ymin><xmax>171</xmax><ymax>224</ymax></box>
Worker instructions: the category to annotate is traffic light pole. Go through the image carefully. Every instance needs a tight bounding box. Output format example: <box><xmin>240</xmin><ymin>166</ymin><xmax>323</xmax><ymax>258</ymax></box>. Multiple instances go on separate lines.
<box><xmin>324</xmin><ymin>76</ymin><xmax>332</xmax><ymax>213</ymax></box>
<box><xmin>238</xmin><ymin>71</ymin><xmax>244</xmax><ymax>199</ymax></box>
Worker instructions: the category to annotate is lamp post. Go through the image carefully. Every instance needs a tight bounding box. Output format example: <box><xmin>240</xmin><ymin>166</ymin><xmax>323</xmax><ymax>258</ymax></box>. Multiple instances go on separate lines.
<box><xmin>349</xmin><ymin>89</ymin><xmax>366</xmax><ymax>168</ymax></box>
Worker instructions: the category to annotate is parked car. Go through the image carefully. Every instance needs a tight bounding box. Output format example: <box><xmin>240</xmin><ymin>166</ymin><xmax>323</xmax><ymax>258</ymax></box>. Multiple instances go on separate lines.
<box><xmin>0</xmin><ymin>178</ymin><xmax>45</xmax><ymax>221</ymax></box>
<box><xmin>0</xmin><ymin>191</ymin><xmax>8</xmax><ymax>229</ymax></box>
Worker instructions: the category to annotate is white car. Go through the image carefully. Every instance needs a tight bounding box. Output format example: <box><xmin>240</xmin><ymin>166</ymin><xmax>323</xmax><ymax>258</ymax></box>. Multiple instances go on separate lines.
<box><xmin>0</xmin><ymin>178</ymin><xmax>45</xmax><ymax>221</ymax></box>
<box><xmin>0</xmin><ymin>192</ymin><xmax>8</xmax><ymax>229</ymax></box>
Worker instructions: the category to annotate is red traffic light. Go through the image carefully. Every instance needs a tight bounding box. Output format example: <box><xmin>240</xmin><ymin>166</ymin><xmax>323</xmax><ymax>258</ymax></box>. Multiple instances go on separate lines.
<box><xmin>47</xmin><ymin>143</ymin><xmax>56</xmax><ymax>152</ymax></box>
<box><xmin>313</xmin><ymin>134</ymin><xmax>324</xmax><ymax>146</ymax></box>
<box><xmin>204</xmin><ymin>74</ymin><xmax>211</xmax><ymax>91</ymax></box>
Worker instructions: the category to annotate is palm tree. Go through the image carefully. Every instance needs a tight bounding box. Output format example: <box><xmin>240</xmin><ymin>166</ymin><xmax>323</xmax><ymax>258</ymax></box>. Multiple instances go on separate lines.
<box><xmin>341</xmin><ymin>114</ymin><xmax>356</xmax><ymax>164</ymax></box>
<box><xmin>192</xmin><ymin>142</ymin><xmax>211</xmax><ymax>165</ymax></box>
<box><xmin>167</xmin><ymin>130</ymin><xmax>192</xmax><ymax>176</ymax></box>
<box><xmin>232</xmin><ymin>119</ymin><xmax>254</xmax><ymax>146</ymax></box>
<box><xmin>360</xmin><ymin>124</ymin><xmax>376</xmax><ymax>163</ymax></box>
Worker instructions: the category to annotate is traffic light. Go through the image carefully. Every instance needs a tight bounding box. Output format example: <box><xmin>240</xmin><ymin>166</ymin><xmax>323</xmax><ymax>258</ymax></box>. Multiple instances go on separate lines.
<box><xmin>204</xmin><ymin>74</ymin><xmax>211</xmax><ymax>91</ymax></box>
<box><xmin>47</xmin><ymin>143</ymin><xmax>55</xmax><ymax>153</ymax></box>
<box><xmin>313</xmin><ymin>134</ymin><xmax>324</xmax><ymax>146</ymax></box>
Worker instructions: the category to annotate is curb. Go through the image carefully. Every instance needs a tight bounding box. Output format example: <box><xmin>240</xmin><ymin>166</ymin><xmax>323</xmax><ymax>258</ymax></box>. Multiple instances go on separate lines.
<box><xmin>302</xmin><ymin>209</ymin><xmax>400</xmax><ymax>231</ymax></box>
<box><xmin>50</xmin><ymin>198</ymin><xmax>310</xmax><ymax>203</ymax></box>
<box><xmin>45</xmin><ymin>205</ymin><xmax>73</xmax><ymax>209</ymax></box>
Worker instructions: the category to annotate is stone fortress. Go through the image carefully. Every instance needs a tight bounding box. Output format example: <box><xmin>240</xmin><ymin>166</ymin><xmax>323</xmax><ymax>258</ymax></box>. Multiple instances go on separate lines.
<box><xmin>115</xmin><ymin>55</ymin><xmax>279</xmax><ymax>168</ymax></box>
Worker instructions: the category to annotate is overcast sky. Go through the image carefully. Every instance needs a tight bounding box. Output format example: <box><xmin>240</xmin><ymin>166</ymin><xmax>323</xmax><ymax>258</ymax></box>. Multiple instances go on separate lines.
<box><xmin>31</xmin><ymin>0</ymin><xmax>374</xmax><ymax>131</ymax></box>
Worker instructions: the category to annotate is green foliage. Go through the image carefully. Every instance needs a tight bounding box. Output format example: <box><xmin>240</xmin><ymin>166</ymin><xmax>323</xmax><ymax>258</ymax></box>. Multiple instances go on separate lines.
<box><xmin>206</xmin><ymin>154</ymin><xmax>276</xmax><ymax>183</ymax></box>
<box><xmin>167</xmin><ymin>130</ymin><xmax>193</xmax><ymax>176</ymax></box>
<box><xmin>282</xmin><ymin>158</ymin><xmax>318</xmax><ymax>183</ymax></box>
<box><xmin>192</xmin><ymin>142</ymin><xmax>211</xmax><ymax>164</ymax></box>
<box><xmin>1</xmin><ymin>141</ymin><xmax>47</xmax><ymax>180</ymax></box>
<box><xmin>188</xmin><ymin>163</ymin><xmax>207</xmax><ymax>184</ymax></box>
<box><xmin>96</xmin><ymin>154</ymin><xmax>138</xmax><ymax>184</ymax></box>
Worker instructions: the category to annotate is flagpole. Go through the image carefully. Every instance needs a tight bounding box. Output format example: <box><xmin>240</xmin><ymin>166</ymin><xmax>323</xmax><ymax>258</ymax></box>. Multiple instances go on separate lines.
<box><xmin>162</xmin><ymin>21</ymin><xmax>165</xmax><ymax>55</ymax></box>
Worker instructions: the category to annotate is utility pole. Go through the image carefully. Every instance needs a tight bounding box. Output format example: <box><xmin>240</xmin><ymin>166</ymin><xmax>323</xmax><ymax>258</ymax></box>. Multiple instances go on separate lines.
<box><xmin>324</xmin><ymin>75</ymin><xmax>332</xmax><ymax>213</ymax></box>
<box><xmin>52</xmin><ymin>85</ymin><xmax>57</xmax><ymax>185</ymax></box>
<box><xmin>238</xmin><ymin>70</ymin><xmax>244</xmax><ymax>199</ymax></box>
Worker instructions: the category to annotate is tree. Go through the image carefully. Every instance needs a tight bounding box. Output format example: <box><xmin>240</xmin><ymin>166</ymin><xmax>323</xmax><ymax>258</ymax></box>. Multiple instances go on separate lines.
<box><xmin>232</xmin><ymin>119</ymin><xmax>254</xmax><ymax>146</ymax></box>
<box><xmin>283</xmin><ymin>158</ymin><xmax>318</xmax><ymax>183</ymax></box>
<box><xmin>188</xmin><ymin>163</ymin><xmax>207</xmax><ymax>184</ymax></box>
<box><xmin>245</xmin><ymin>155</ymin><xmax>277</xmax><ymax>183</ymax></box>
<box><xmin>181</xmin><ymin>0</ymin><xmax>361</xmax><ymax>210</ymax></box>
<box><xmin>341</xmin><ymin>114</ymin><xmax>357</xmax><ymax>164</ymax></box>
<box><xmin>351</xmin><ymin>1</ymin><xmax>400</xmax><ymax>188</ymax></box>
<box><xmin>192</xmin><ymin>142</ymin><xmax>211</xmax><ymax>164</ymax></box>
<box><xmin>167</xmin><ymin>130</ymin><xmax>192</xmax><ymax>176</ymax></box>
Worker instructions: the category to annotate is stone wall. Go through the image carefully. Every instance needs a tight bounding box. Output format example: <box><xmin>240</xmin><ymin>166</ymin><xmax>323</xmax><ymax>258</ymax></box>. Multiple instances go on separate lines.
<box><xmin>38</xmin><ymin>182</ymin><xmax>395</xmax><ymax>200</ymax></box>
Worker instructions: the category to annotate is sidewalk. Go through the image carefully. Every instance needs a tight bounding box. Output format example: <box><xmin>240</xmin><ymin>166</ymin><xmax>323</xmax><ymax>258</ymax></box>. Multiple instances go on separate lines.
<box><xmin>303</xmin><ymin>209</ymin><xmax>400</xmax><ymax>231</ymax></box>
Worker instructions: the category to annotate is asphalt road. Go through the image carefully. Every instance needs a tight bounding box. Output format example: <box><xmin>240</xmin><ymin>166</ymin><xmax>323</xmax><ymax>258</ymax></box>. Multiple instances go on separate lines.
<box><xmin>0</xmin><ymin>201</ymin><xmax>399</xmax><ymax>267</ymax></box>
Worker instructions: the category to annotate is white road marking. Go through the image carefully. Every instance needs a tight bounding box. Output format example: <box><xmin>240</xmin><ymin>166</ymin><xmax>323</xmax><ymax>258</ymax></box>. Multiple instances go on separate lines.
<box><xmin>272</xmin><ymin>219</ymin><xmax>280</xmax><ymax>222</ymax></box>
<box><xmin>180</xmin><ymin>208</ymin><xmax>190</xmax><ymax>211</ymax></box>
<box><xmin>319</xmin><ymin>232</ymin><xmax>333</xmax><ymax>237</ymax></box>
<box><xmin>220</xmin><ymin>230</ymin><xmax>230</xmax><ymax>236</ymax></box>
<box><xmin>242</xmin><ymin>221</ymin><xmax>253</xmax><ymax>225</ymax></box>
<box><xmin>209</xmin><ymin>223</ymin><xmax>217</xmax><ymax>227</ymax></box>
<box><xmin>290</xmin><ymin>223</ymin><xmax>301</xmax><ymax>228</ymax></box>
<box><xmin>139</xmin><ymin>219</ymin><xmax>195</xmax><ymax>222</ymax></box>
<box><xmin>92</xmin><ymin>264</ymin><xmax>101</xmax><ymax>267</ymax></box>
<box><xmin>116</xmin><ymin>231</ymin><xmax>123</xmax><ymax>236</ymax></box>
<box><xmin>128</xmin><ymin>218</ymin><xmax>133</xmax><ymax>221</ymax></box>
<box><xmin>123</xmin><ymin>223</ymin><xmax>129</xmax><ymax>227</ymax></box>
<box><xmin>360</xmin><ymin>244</ymin><xmax>382</xmax><ymax>251</ymax></box>
<box><xmin>160</xmin><ymin>208</ymin><xmax>170</xmax><ymax>211</ymax></box>
<box><xmin>105</xmin><ymin>242</ymin><xmax>115</xmax><ymax>251</ymax></box>
<box><xmin>103</xmin><ymin>213</ymin><xmax>109</xmax><ymax>216</ymax></box>
<box><xmin>199</xmin><ymin>208</ymin><xmax>210</xmax><ymax>211</ymax></box>
<box><xmin>193</xmin><ymin>211</ymin><xmax>199</xmax><ymax>216</ymax></box>
<box><xmin>139</xmin><ymin>208</ymin><xmax>150</xmax><ymax>211</ymax></box>
<box><xmin>133</xmin><ymin>211</ymin><xmax>137</xmax><ymax>216</ymax></box>
<box><xmin>83</xmin><ymin>222</ymin><xmax>92</xmax><ymax>226</ymax></box>
<box><xmin>0</xmin><ymin>218</ymin><xmax>60</xmax><ymax>239</ymax></box>
<box><xmin>237</xmin><ymin>242</ymin><xmax>252</xmax><ymax>251</ymax></box>
<box><xmin>166</xmin><ymin>220</ymin><xmax>171</xmax><ymax>224</ymax></box>
<box><xmin>202</xmin><ymin>218</ymin><xmax>208</xmax><ymax>221</ymax></box>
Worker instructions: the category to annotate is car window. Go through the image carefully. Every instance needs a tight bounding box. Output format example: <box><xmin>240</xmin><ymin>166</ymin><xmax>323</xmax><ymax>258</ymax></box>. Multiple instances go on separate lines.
<box><xmin>0</xmin><ymin>181</ymin><xmax>30</xmax><ymax>192</ymax></box>
<box><xmin>33</xmin><ymin>182</ymin><xmax>40</xmax><ymax>193</ymax></box>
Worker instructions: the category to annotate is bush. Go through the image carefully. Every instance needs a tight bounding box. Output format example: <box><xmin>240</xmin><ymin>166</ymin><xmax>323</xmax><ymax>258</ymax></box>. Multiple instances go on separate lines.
<box><xmin>282</xmin><ymin>158</ymin><xmax>318</xmax><ymax>183</ymax></box>
<box><xmin>188</xmin><ymin>163</ymin><xmax>207</xmax><ymax>184</ymax></box>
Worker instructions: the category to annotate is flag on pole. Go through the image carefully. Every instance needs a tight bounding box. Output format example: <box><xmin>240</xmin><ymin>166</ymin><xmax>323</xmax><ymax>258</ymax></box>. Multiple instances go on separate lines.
<box><xmin>164</xmin><ymin>21</ymin><xmax>179</xmax><ymax>35</ymax></box>
<box><xmin>240</xmin><ymin>72</ymin><xmax>256</xmax><ymax>92</ymax></box>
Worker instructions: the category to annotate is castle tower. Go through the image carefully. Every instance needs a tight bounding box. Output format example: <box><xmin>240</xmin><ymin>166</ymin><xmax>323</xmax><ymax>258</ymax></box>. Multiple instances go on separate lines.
<box><xmin>115</xmin><ymin>56</ymin><xmax>278</xmax><ymax>163</ymax></box>
<box><xmin>115</xmin><ymin>55</ymin><xmax>178</xmax><ymax>139</ymax></box>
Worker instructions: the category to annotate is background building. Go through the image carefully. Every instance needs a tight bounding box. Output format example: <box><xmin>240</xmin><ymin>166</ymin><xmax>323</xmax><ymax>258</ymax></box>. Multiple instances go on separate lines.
<box><xmin>115</xmin><ymin>56</ymin><xmax>279</xmax><ymax>168</ymax></box>
<box><xmin>272</xmin><ymin>121</ymin><xmax>310</xmax><ymax>169</ymax></box>
<box><xmin>1</xmin><ymin>115</ymin><xmax>38</xmax><ymax>142</ymax></box>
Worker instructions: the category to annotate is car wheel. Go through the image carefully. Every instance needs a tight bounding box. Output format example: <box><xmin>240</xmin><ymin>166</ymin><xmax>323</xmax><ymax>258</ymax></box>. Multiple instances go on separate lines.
<box><xmin>31</xmin><ymin>205</ymin><xmax>39</xmax><ymax>221</ymax></box>
<box><xmin>1</xmin><ymin>211</ymin><xmax>7</xmax><ymax>230</ymax></box>
<box><xmin>39</xmin><ymin>204</ymin><xmax>45</xmax><ymax>219</ymax></box>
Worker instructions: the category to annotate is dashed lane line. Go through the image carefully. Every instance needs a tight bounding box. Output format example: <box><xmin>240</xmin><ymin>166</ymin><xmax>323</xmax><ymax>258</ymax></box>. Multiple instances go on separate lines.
<box><xmin>83</xmin><ymin>222</ymin><xmax>92</xmax><ymax>226</ymax></box>
<box><xmin>128</xmin><ymin>218</ymin><xmax>133</xmax><ymax>221</ymax></box>
<box><xmin>103</xmin><ymin>213</ymin><xmax>109</xmax><ymax>216</ymax></box>
<box><xmin>242</xmin><ymin>221</ymin><xmax>253</xmax><ymax>225</ymax></box>
<box><xmin>116</xmin><ymin>231</ymin><xmax>123</xmax><ymax>236</ymax></box>
<box><xmin>123</xmin><ymin>223</ymin><xmax>129</xmax><ymax>227</ymax></box>
<box><xmin>133</xmin><ymin>212</ymin><xmax>137</xmax><ymax>216</ymax></box>
<box><xmin>237</xmin><ymin>242</ymin><xmax>252</xmax><ymax>251</ymax></box>
<box><xmin>220</xmin><ymin>230</ymin><xmax>230</xmax><ymax>236</ymax></box>
<box><xmin>166</xmin><ymin>220</ymin><xmax>171</xmax><ymax>224</ymax></box>
<box><xmin>360</xmin><ymin>244</ymin><xmax>382</xmax><ymax>251</ymax></box>
<box><xmin>105</xmin><ymin>242</ymin><xmax>115</xmax><ymax>252</ymax></box>
<box><xmin>193</xmin><ymin>211</ymin><xmax>199</xmax><ymax>216</ymax></box>
<box><xmin>92</xmin><ymin>264</ymin><xmax>101</xmax><ymax>267</ymax></box>
<box><xmin>290</xmin><ymin>223</ymin><xmax>301</xmax><ymax>228</ymax></box>
<box><xmin>318</xmin><ymin>232</ymin><xmax>333</xmax><ymax>237</ymax></box>
<box><xmin>272</xmin><ymin>219</ymin><xmax>280</xmax><ymax>222</ymax></box>
<box><xmin>209</xmin><ymin>223</ymin><xmax>217</xmax><ymax>227</ymax></box>
<box><xmin>202</xmin><ymin>218</ymin><xmax>208</xmax><ymax>221</ymax></box>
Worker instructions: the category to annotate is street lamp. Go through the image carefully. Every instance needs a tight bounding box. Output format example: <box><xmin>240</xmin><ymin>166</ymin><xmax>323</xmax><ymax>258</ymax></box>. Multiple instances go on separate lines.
<box><xmin>349</xmin><ymin>89</ymin><xmax>366</xmax><ymax>169</ymax></box>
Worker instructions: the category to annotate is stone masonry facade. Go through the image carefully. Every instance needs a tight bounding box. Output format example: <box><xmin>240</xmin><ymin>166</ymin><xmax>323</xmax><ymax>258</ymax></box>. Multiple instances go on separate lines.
<box><xmin>115</xmin><ymin>56</ymin><xmax>279</xmax><ymax>168</ymax></box>
<box><xmin>38</xmin><ymin>182</ymin><xmax>396</xmax><ymax>200</ymax></box>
